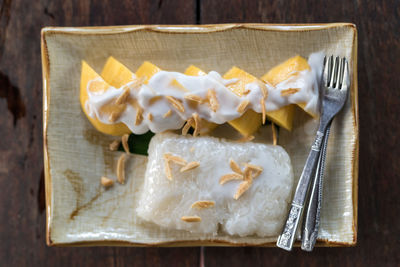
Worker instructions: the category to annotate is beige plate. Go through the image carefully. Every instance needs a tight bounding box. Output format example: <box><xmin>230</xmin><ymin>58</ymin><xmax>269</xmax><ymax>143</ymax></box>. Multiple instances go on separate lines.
<box><xmin>41</xmin><ymin>23</ymin><xmax>358</xmax><ymax>247</ymax></box>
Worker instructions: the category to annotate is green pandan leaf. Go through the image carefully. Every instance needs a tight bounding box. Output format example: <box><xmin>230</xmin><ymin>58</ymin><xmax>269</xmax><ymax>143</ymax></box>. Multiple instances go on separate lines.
<box><xmin>118</xmin><ymin>131</ymin><xmax>155</xmax><ymax>155</ymax></box>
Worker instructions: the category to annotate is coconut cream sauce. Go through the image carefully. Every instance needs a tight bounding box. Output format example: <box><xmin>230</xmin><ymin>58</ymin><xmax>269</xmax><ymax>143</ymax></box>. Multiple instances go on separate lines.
<box><xmin>85</xmin><ymin>52</ymin><xmax>324</xmax><ymax>134</ymax></box>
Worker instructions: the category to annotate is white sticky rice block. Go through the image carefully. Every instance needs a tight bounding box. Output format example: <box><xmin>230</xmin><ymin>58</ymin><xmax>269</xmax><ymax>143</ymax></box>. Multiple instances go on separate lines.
<box><xmin>136</xmin><ymin>132</ymin><xmax>294</xmax><ymax>237</ymax></box>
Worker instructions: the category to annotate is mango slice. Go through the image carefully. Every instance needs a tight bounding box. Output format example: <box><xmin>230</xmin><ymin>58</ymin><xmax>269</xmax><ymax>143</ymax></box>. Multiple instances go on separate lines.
<box><xmin>101</xmin><ymin>57</ymin><xmax>136</xmax><ymax>88</ymax></box>
<box><xmin>100</xmin><ymin>58</ymin><xmax>164</xmax><ymax>136</ymax></box>
<box><xmin>262</xmin><ymin>55</ymin><xmax>310</xmax><ymax>86</ymax></box>
<box><xmin>257</xmin><ymin>56</ymin><xmax>310</xmax><ymax>131</ymax></box>
<box><xmin>223</xmin><ymin>67</ymin><xmax>263</xmax><ymax>136</ymax></box>
<box><xmin>82</xmin><ymin>56</ymin><xmax>315</xmax><ymax>137</ymax></box>
<box><xmin>135</xmin><ymin>61</ymin><xmax>161</xmax><ymax>84</ymax></box>
<box><xmin>262</xmin><ymin>55</ymin><xmax>317</xmax><ymax>119</ymax></box>
<box><xmin>184</xmin><ymin>65</ymin><xmax>217</xmax><ymax>134</ymax></box>
<box><xmin>297</xmin><ymin>102</ymin><xmax>317</xmax><ymax>118</ymax></box>
<box><xmin>169</xmin><ymin>78</ymin><xmax>189</xmax><ymax>92</ymax></box>
<box><xmin>185</xmin><ymin>65</ymin><xmax>207</xmax><ymax>76</ymax></box>
<box><xmin>80</xmin><ymin>61</ymin><xmax>131</xmax><ymax>136</ymax></box>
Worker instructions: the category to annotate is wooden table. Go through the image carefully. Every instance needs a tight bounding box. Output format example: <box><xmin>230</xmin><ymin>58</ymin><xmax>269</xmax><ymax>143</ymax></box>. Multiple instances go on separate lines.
<box><xmin>1</xmin><ymin>0</ymin><xmax>399</xmax><ymax>266</ymax></box>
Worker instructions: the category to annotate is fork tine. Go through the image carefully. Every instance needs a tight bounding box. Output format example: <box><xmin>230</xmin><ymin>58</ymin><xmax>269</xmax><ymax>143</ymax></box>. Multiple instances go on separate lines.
<box><xmin>329</xmin><ymin>56</ymin><xmax>339</xmax><ymax>87</ymax></box>
<box><xmin>337</xmin><ymin>57</ymin><xmax>345</xmax><ymax>89</ymax></box>
<box><xmin>341</xmin><ymin>58</ymin><xmax>350</xmax><ymax>90</ymax></box>
<box><xmin>323</xmin><ymin>56</ymin><xmax>333</xmax><ymax>87</ymax></box>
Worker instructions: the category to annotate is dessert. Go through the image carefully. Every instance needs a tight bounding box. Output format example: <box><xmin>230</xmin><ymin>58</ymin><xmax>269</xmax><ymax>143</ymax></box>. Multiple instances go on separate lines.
<box><xmin>136</xmin><ymin>133</ymin><xmax>294</xmax><ymax>237</ymax></box>
<box><xmin>79</xmin><ymin>52</ymin><xmax>324</xmax><ymax>238</ymax></box>
<box><xmin>80</xmin><ymin>53</ymin><xmax>323</xmax><ymax>137</ymax></box>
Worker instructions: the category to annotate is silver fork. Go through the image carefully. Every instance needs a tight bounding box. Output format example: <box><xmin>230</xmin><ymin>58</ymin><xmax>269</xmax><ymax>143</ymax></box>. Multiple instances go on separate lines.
<box><xmin>301</xmin><ymin>56</ymin><xmax>350</xmax><ymax>251</ymax></box>
<box><xmin>300</xmin><ymin>121</ymin><xmax>331</xmax><ymax>251</ymax></box>
<box><xmin>276</xmin><ymin>56</ymin><xmax>350</xmax><ymax>251</ymax></box>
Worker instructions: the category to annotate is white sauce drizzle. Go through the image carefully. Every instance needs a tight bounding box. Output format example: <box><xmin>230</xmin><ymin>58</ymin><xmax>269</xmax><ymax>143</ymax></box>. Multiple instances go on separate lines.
<box><xmin>85</xmin><ymin>52</ymin><xmax>324</xmax><ymax>134</ymax></box>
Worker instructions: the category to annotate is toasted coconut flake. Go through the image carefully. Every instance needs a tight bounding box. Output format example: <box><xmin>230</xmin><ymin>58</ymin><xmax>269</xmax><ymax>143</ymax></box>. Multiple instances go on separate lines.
<box><xmin>245</xmin><ymin>163</ymin><xmax>263</xmax><ymax>178</ymax></box>
<box><xmin>116</xmin><ymin>154</ymin><xmax>126</xmax><ymax>184</ymax></box>
<box><xmin>234</xmin><ymin>181</ymin><xmax>251</xmax><ymax>200</ymax></box>
<box><xmin>163</xmin><ymin>109</ymin><xmax>172</xmax><ymax>118</ymax></box>
<box><xmin>135</xmin><ymin>106</ymin><xmax>143</xmax><ymax>125</ymax></box>
<box><xmin>181</xmin><ymin>216</ymin><xmax>201</xmax><ymax>222</ymax></box>
<box><xmin>180</xmin><ymin>161</ymin><xmax>200</xmax><ymax>172</ymax></box>
<box><xmin>272</xmin><ymin>123</ymin><xmax>277</xmax><ymax>146</ymax></box>
<box><xmin>281</xmin><ymin>88</ymin><xmax>300</xmax><ymax>96</ymax></box>
<box><xmin>264</xmin><ymin>79</ymin><xmax>274</xmax><ymax>88</ymax></box>
<box><xmin>237</xmin><ymin>100</ymin><xmax>250</xmax><ymax>113</ymax></box>
<box><xmin>257</xmin><ymin>80</ymin><xmax>268</xmax><ymax>99</ymax></box>
<box><xmin>121</xmin><ymin>134</ymin><xmax>130</xmax><ymax>153</ymax></box>
<box><xmin>207</xmin><ymin>89</ymin><xmax>219</xmax><ymax>112</ymax></box>
<box><xmin>189</xmin><ymin>117</ymin><xmax>195</xmax><ymax>126</ymax></box>
<box><xmin>229</xmin><ymin>158</ymin><xmax>243</xmax><ymax>174</ymax></box>
<box><xmin>245</xmin><ymin>163</ymin><xmax>263</xmax><ymax>173</ymax></box>
<box><xmin>242</xmin><ymin>167</ymin><xmax>253</xmax><ymax>182</ymax></box>
<box><xmin>242</xmin><ymin>89</ymin><xmax>251</xmax><ymax>95</ymax></box>
<box><xmin>164</xmin><ymin>158</ymin><xmax>173</xmax><ymax>180</ymax></box>
<box><xmin>169</xmin><ymin>156</ymin><xmax>187</xmax><ymax>166</ymax></box>
<box><xmin>101</xmin><ymin>176</ymin><xmax>114</xmax><ymax>187</ymax></box>
<box><xmin>192</xmin><ymin>113</ymin><xmax>200</xmax><ymax>137</ymax></box>
<box><xmin>182</xmin><ymin>118</ymin><xmax>194</xmax><ymax>135</ymax></box>
<box><xmin>109</xmin><ymin>139</ymin><xmax>121</xmax><ymax>151</ymax></box>
<box><xmin>131</xmin><ymin>76</ymin><xmax>146</xmax><ymax>89</ymax></box>
<box><xmin>219</xmin><ymin>173</ymin><xmax>243</xmax><ymax>185</ymax></box>
<box><xmin>261</xmin><ymin>97</ymin><xmax>266</xmax><ymax>124</ymax></box>
<box><xmin>109</xmin><ymin>110</ymin><xmax>123</xmax><ymax>122</ymax></box>
<box><xmin>163</xmin><ymin>153</ymin><xmax>172</xmax><ymax>160</ymax></box>
<box><xmin>191</xmin><ymin>200</ymin><xmax>215</xmax><ymax>209</ymax></box>
<box><xmin>162</xmin><ymin>153</ymin><xmax>184</xmax><ymax>180</ymax></box>
<box><xmin>147</xmin><ymin>112</ymin><xmax>153</xmax><ymax>122</ymax></box>
<box><xmin>166</xmin><ymin>96</ymin><xmax>185</xmax><ymax>113</ymax></box>
<box><xmin>184</xmin><ymin>94</ymin><xmax>203</xmax><ymax>103</ymax></box>
<box><xmin>164</xmin><ymin>153</ymin><xmax>187</xmax><ymax>166</ymax></box>
<box><xmin>182</xmin><ymin>120</ymin><xmax>191</xmax><ymax>135</ymax></box>
<box><xmin>149</xmin><ymin>95</ymin><xmax>163</xmax><ymax>105</ymax></box>
<box><xmin>235</xmin><ymin>135</ymin><xmax>255</xmax><ymax>143</ymax></box>
<box><xmin>115</xmin><ymin>87</ymin><xmax>131</xmax><ymax>105</ymax></box>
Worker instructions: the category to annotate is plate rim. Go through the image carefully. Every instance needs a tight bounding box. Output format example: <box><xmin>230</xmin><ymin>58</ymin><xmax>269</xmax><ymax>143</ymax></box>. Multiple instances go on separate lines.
<box><xmin>41</xmin><ymin>23</ymin><xmax>358</xmax><ymax>247</ymax></box>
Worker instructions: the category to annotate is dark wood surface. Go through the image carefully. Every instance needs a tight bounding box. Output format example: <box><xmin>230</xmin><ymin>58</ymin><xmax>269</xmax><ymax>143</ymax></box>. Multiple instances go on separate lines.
<box><xmin>1</xmin><ymin>0</ymin><xmax>399</xmax><ymax>266</ymax></box>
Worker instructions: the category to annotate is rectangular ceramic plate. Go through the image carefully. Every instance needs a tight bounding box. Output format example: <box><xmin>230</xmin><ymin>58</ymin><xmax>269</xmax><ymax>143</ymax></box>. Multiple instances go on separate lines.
<box><xmin>41</xmin><ymin>23</ymin><xmax>358</xmax><ymax>247</ymax></box>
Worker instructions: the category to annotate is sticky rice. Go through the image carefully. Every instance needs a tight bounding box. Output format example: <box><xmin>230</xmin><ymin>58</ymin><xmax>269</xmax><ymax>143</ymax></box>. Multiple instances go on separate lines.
<box><xmin>136</xmin><ymin>132</ymin><xmax>294</xmax><ymax>237</ymax></box>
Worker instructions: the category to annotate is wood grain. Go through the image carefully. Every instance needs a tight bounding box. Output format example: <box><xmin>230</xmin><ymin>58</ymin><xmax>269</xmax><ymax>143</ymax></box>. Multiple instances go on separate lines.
<box><xmin>201</xmin><ymin>0</ymin><xmax>400</xmax><ymax>266</ymax></box>
<box><xmin>0</xmin><ymin>0</ymin><xmax>199</xmax><ymax>266</ymax></box>
<box><xmin>1</xmin><ymin>0</ymin><xmax>399</xmax><ymax>266</ymax></box>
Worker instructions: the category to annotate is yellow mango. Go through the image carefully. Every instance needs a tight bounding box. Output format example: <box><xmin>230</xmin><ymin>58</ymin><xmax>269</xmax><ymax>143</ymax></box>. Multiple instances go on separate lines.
<box><xmin>183</xmin><ymin>65</ymin><xmax>217</xmax><ymax>134</ymax></box>
<box><xmin>101</xmin><ymin>57</ymin><xmax>136</xmax><ymax>88</ymax></box>
<box><xmin>224</xmin><ymin>67</ymin><xmax>263</xmax><ymax>136</ymax></box>
<box><xmin>169</xmin><ymin>78</ymin><xmax>189</xmax><ymax>92</ymax></box>
<box><xmin>262</xmin><ymin>55</ymin><xmax>317</xmax><ymax>119</ymax></box>
<box><xmin>135</xmin><ymin>61</ymin><xmax>161</xmax><ymax>83</ymax></box>
<box><xmin>258</xmin><ymin>56</ymin><xmax>311</xmax><ymax>131</ymax></box>
<box><xmin>264</xmin><ymin>105</ymin><xmax>295</xmax><ymax>131</ymax></box>
<box><xmin>297</xmin><ymin>102</ymin><xmax>317</xmax><ymax>118</ymax></box>
<box><xmin>100</xmin><ymin>58</ymin><xmax>165</xmax><ymax>135</ymax></box>
<box><xmin>185</xmin><ymin>65</ymin><xmax>207</xmax><ymax>76</ymax></box>
<box><xmin>100</xmin><ymin>59</ymin><xmax>214</xmax><ymax>135</ymax></box>
<box><xmin>262</xmin><ymin>55</ymin><xmax>310</xmax><ymax>86</ymax></box>
<box><xmin>80</xmin><ymin>61</ymin><xmax>131</xmax><ymax>136</ymax></box>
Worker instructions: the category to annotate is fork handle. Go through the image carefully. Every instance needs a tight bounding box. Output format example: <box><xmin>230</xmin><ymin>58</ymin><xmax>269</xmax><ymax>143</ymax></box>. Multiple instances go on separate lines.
<box><xmin>276</xmin><ymin>203</ymin><xmax>303</xmax><ymax>250</ymax></box>
<box><xmin>277</xmin><ymin>125</ymin><xmax>327</xmax><ymax>251</ymax></box>
<box><xmin>301</xmin><ymin>122</ymin><xmax>331</xmax><ymax>251</ymax></box>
